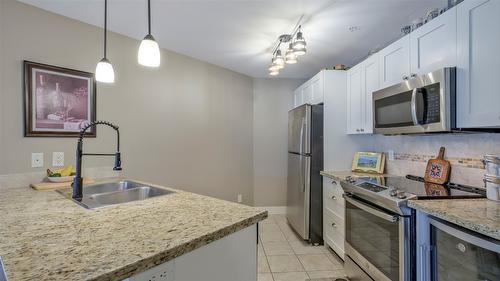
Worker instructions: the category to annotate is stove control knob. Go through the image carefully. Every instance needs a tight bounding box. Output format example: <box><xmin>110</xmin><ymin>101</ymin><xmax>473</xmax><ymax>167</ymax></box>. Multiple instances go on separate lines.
<box><xmin>345</xmin><ymin>176</ymin><xmax>356</xmax><ymax>183</ymax></box>
<box><xmin>389</xmin><ymin>187</ymin><xmax>398</xmax><ymax>197</ymax></box>
<box><xmin>396</xmin><ymin>191</ymin><xmax>407</xmax><ymax>199</ymax></box>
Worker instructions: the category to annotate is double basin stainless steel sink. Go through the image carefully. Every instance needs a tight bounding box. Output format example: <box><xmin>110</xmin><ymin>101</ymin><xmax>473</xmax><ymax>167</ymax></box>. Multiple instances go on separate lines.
<box><xmin>56</xmin><ymin>180</ymin><xmax>174</xmax><ymax>209</ymax></box>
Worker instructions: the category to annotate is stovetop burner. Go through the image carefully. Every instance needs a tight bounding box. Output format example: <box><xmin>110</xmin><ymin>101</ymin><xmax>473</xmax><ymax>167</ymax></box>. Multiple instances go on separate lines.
<box><xmin>354</xmin><ymin>174</ymin><xmax>485</xmax><ymax>199</ymax></box>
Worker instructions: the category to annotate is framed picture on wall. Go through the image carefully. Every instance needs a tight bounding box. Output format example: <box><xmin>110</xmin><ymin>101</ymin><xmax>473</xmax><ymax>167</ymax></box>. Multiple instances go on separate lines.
<box><xmin>23</xmin><ymin>61</ymin><xmax>96</xmax><ymax>137</ymax></box>
<box><xmin>351</xmin><ymin>152</ymin><xmax>385</xmax><ymax>174</ymax></box>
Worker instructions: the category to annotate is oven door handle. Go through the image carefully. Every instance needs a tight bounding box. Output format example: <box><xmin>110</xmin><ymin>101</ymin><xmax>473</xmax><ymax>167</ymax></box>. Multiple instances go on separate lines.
<box><xmin>344</xmin><ymin>194</ymin><xmax>399</xmax><ymax>223</ymax></box>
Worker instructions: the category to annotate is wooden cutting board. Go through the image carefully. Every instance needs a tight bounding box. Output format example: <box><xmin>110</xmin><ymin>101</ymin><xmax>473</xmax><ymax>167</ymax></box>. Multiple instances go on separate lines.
<box><xmin>31</xmin><ymin>179</ymin><xmax>95</xmax><ymax>191</ymax></box>
<box><xmin>424</xmin><ymin>147</ymin><xmax>451</xmax><ymax>185</ymax></box>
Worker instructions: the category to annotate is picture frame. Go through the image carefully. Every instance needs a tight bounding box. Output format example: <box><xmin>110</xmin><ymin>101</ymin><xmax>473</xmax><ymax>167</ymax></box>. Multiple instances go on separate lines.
<box><xmin>351</xmin><ymin>152</ymin><xmax>385</xmax><ymax>174</ymax></box>
<box><xmin>23</xmin><ymin>61</ymin><xmax>96</xmax><ymax>137</ymax></box>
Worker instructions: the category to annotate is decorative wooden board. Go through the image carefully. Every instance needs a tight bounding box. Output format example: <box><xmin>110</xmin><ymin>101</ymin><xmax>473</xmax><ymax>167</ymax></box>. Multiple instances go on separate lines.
<box><xmin>424</xmin><ymin>147</ymin><xmax>451</xmax><ymax>185</ymax></box>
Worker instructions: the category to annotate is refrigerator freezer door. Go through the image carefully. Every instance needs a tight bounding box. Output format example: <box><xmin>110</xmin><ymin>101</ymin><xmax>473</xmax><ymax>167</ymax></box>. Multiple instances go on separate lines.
<box><xmin>288</xmin><ymin>105</ymin><xmax>311</xmax><ymax>154</ymax></box>
<box><xmin>286</xmin><ymin>153</ymin><xmax>311</xmax><ymax>240</ymax></box>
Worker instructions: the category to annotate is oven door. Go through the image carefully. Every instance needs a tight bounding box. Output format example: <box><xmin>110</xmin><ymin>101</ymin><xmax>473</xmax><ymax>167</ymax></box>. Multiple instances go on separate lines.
<box><xmin>345</xmin><ymin>195</ymin><xmax>411</xmax><ymax>281</ymax></box>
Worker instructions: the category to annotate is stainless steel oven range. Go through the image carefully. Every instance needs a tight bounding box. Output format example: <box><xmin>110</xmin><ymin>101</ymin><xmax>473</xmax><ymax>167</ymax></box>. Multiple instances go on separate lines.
<box><xmin>340</xmin><ymin>175</ymin><xmax>485</xmax><ymax>281</ymax></box>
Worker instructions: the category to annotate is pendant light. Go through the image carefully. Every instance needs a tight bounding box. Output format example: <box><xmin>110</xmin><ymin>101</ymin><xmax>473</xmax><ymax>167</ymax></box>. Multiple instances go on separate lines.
<box><xmin>292</xmin><ymin>26</ymin><xmax>307</xmax><ymax>56</ymax></box>
<box><xmin>138</xmin><ymin>0</ymin><xmax>161</xmax><ymax>67</ymax></box>
<box><xmin>285</xmin><ymin>43</ymin><xmax>298</xmax><ymax>64</ymax></box>
<box><xmin>95</xmin><ymin>0</ymin><xmax>115</xmax><ymax>83</ymax></box>
<box><xmin>272</xmin><ymin>50</ymin><xmax>285</xmax><ymax>69</ymax></box>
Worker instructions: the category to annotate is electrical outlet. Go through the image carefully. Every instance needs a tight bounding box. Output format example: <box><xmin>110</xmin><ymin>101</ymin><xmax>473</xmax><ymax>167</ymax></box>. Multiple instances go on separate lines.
<box><xmin>52</xmin><ymin>152</ymin><xmax>64</xmax><ymax>167</ymax></box>
<box><xmin>31</xmin><ymin>153</ymin><xmax>44</xmax><ymax>168</ymax></box>
<box><xmin>237</xmin><ymin>194</ymin><xmax>243</xmax><ymax>203</ymax></box>
<box><xmin>388</xmin><ymin>150</ymin><xmax>395</xmax><ymax>161</ymax></box>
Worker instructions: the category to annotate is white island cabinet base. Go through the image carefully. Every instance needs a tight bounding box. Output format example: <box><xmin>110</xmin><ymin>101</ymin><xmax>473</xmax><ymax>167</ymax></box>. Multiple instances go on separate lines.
<box><xmin>126</xmin><ymin>224</ymin><xmax>257</xmax><ymax>281</ymax></box>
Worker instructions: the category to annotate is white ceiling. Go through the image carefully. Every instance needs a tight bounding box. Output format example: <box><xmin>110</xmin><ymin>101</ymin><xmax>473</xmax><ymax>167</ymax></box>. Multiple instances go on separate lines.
<box><xmin>19</xmin><ymin>0</ymin><xmax>448</xmax><ymax>79</ymax></box>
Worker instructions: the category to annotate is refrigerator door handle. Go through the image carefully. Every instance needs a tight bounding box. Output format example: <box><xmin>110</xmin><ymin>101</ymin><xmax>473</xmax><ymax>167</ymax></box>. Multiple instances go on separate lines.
<box><xmin>298</xmin><ymin>155</ymin><xmax>303</xmax><ymax>192</ymax></box>
<box><xmin>304</xmin><ymin>157</ymin><xmax>310</xmax><ymax>193</ymax></box>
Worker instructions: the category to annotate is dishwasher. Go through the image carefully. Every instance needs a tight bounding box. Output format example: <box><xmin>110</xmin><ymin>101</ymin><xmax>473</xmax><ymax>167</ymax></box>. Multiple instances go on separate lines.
<box><xmin>422</xmin><ymin>217</ymin><xmax>500</xmax><ymax>281</ymax></box>
<box><xmin>0</xmin><ymin>257</ymin><xmax>8</xmax><ymax>281</ymax></box>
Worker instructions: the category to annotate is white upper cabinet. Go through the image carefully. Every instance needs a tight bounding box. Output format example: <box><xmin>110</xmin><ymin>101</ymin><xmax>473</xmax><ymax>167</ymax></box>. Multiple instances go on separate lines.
<box><xmin>309</xmin><ymin>75</ymin><xmax>324</xmax><ymax>105</ymax></box>
<box><xmin>410</xmin><ymin>7</ymin><xmax>457</xmax><ymax>76</ymax></box>
<box><xmin>457</xmin><ymin>0</ymin><xmax>500</xmax><ymax>128</ymax></box>
<box><xmin>347</xmin><ymin>54</ymin><xmax>379</xmax><ymax>135</ymax></box>
<box><xmin>293</xmin><ymin>71</ymin><xmax>325</xmax><ymax>108</ymax></box>
<box><xmin>379</xmin><ymin>36</ymin><xmax>410</xmax><ymax>88</ymax></box>
<box><xmin>362</xmin><ymin>54</ymin><xmax>379</xmax><ymax>134</ymax></box>
<box><xmin>346</xmin><ymin>64</ymin><xmax>364</xmax><ymax>134</ymax></box>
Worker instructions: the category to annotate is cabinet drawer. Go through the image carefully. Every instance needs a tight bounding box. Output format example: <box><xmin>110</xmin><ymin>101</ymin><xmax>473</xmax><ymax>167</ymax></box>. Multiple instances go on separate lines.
<box><xmin>324</xmin><ymin>208</ymin><xmax>345</xmax><ymax>255</ymax></box>
<box><xmin>323</xmin><ymin>179</ymin><xmax>345</xmax><ymax>218</ymax></box>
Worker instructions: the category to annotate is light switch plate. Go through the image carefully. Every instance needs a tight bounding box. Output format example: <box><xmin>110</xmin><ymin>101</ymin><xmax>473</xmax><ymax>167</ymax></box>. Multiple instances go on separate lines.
<box><xmin>31</xmin><ymin>153</ymin><xmax>44</xmax><ymax>168</ymax></box>
<box><xmin>52</xmin><ymin>152</ymin><xmax>64</xmax><ymax>167</ymax></box>
<box><xmin>388</xmin><ymin>150</ymin><xmax>395</xmax><ymax>161</ymax></box>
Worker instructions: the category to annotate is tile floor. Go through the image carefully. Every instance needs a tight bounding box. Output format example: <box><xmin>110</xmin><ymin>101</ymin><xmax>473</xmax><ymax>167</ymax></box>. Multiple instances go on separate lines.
<box><xmin>258</xmin><ymin>214</ymin><xmax>347</xmax><ymax>281</ymax></box>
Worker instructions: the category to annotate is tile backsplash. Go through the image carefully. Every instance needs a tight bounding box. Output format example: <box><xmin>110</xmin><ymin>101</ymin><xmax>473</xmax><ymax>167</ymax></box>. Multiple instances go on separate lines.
<box><xmin>371</xmin><ymin>133</ymin><xmax>500</xmax><ymax>188</ymax></box>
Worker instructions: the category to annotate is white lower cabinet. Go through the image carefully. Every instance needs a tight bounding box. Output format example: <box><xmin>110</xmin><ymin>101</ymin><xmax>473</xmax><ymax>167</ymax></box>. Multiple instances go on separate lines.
<box><xmin>457</xmin><ymin>0</ymin><xmax>500</xmax><ymax>128</ymax></box>
<box><xmin>127</xmin><ymin>224</ymin><xmax>257</xmax><ymax>281</ymax></box>
<box><xmin>323</xmin><ymin>178</ymin><xmax>345</xmax><ymax>260</ymax></box>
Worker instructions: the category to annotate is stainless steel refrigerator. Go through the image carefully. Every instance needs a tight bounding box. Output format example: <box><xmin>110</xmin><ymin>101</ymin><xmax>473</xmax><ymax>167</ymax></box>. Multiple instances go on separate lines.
<box><xmin>286</xmin><ymin>104</ymin><xmax>323</xmax><ymax>244</ymax></box>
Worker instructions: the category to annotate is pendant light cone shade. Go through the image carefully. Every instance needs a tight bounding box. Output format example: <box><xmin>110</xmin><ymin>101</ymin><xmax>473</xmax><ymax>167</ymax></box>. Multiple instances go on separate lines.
<box><xmin>285</xmin><ymin>43</ymin><xmax>298</xmax><ymax>64</ymax></box>
<box><xmin>96</xmin><ymin>58</ymin><xmax>115</xmax><ymax>83</ymax></box>
<box><xmin>292</xmin><ymin>30</ymin><xmax>307</xmax><ymax>56</ymax></box>
<box><xmin>269</xmin><ymin>69</ymin><xmax>279</xmax><ymax>76</ymax></box>
<box><xmin>96</xmin><ymin>0</ymin><xmax>115</xmax><ymax>83</ymax></box>
<box><xmin>273</xmin><ymin>50</ymin><xmax>285</xmax><ymax>68</ymax></box>
<box><xmin>138</xmin><ymin>34</ymin><xmax>161</xmax><ymax>67</ymax></box>
<box><xmin>138</xmin><ymin>0</ymin><xmax>161</xmax><ymax>67</ymax></box>
<box><xmin>268</xmin><ymin>63</ymin><xmax>279</xmax><ymax>72</ymax></box>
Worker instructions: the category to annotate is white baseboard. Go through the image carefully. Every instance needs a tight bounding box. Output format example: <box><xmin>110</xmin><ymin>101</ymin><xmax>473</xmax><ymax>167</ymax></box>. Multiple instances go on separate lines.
<box><xmin>259</xmin><ymin>206</ymin><xmax>286</xmax><ymax>215</ymax></box>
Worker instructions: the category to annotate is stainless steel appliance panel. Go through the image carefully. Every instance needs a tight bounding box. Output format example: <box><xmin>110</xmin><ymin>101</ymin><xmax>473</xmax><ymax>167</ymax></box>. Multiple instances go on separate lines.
<box><xmin>344</xmin><ymin>194</ymin><xmax>411</xmax><ymax>281</ymax></box>
<box><xmin>288</xmin><ymin>105</ymin><xmax>311</xmax><ymax>154</ymax></box>
<box><xmin>429</xmin><ymin>218</ymin><xmax>500</xmax><ymax>281</ymax></box>
<box><xmin>345</xmin><ymin>256</ymin><xmax>375</xmax><ymax>281</ymax></box>
<box><xmin>0</xmin><ymin>257</ymin><xmax>8</xmax><ymax>281</ymax></box>
<box><xmin>373</xmin><ymin>68</ymin><xmax>455</xmax><ymax>135</ymax></box>
<box><xmin>286</xmin><ymin>153</ymin><xmax>311</xmax><ymax>239</ymax></box>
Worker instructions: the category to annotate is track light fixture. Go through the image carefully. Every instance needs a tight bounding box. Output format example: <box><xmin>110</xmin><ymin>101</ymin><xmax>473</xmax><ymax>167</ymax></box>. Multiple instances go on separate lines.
<box><xmin>268</xmin><ymin>19</ymin><xmax>307</xmax><ymax>76</ymax></box>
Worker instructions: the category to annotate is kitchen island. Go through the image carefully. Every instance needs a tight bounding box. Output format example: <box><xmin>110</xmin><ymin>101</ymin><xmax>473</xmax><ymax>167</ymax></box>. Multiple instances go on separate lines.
<box><xmin>0</xmin><ymin>179</ymin><xmax>267</xmax><ymax>281</ymax></box>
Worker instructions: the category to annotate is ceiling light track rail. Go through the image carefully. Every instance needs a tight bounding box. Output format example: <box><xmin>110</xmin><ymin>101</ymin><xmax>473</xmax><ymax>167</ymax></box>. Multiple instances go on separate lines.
<box><xmin>268</xmin><ymin>15</ymin><xmax>307</xmax><ymax>76</ymax></box>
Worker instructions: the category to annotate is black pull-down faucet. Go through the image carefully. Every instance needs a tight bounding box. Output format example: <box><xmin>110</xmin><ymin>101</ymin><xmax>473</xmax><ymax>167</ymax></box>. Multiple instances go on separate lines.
<box><xmin>72</xmin><ymin>121</ymin><xmax>122</xmax><ymax>201</ymax></box>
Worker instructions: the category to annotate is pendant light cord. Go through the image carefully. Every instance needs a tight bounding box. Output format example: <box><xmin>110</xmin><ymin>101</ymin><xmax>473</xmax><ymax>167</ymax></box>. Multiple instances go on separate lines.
<box><xmin>104</xmin><ymin>0</ymin><xmax>108</xmax><ymax>58</ymax></box>
<box><xmin>148</xmin><ymin>0</ymin><xmax>152</xmax><ymax>35</ymax></box>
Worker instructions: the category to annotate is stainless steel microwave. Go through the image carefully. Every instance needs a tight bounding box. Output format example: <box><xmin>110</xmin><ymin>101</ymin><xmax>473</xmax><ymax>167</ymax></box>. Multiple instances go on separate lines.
<box><xmin>373</xmin><ymin>68</ymin><xmax>456</xmax><ymax>135</ymax></box>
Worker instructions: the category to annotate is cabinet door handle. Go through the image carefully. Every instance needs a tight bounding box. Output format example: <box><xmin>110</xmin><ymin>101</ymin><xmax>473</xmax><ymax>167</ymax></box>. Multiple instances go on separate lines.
<box><xmin>360</xmin><ymin>128</ymin><xmax>364</xmax><ymax>132</ymax></box>
<box><xmin>331</xmin><ymin>195</ymin><xmax>336</xmax><ymax>200</ymax></box>
<box><xmin>411</xmin><ymin>73</ymin><xmax>417</xmax><ymax>78</ymax></box>
<box><xmin>403</xmin><ymin>75</ymin><xmax>409</xmax><ymax>80</ymax></box>
<box><xmin>331</xmin><ymin>180</ymin><xmax>337</xmax><ymax>185</ymax></box>
<box><xmin>356</xmin><ymin>129</ymin><xmax>360</xmax><ymax>132</ymax></box>
<box><xmin>331</xmin><ymin>222</ymin><xmax>337</xmax><ymax>227</ymax></box>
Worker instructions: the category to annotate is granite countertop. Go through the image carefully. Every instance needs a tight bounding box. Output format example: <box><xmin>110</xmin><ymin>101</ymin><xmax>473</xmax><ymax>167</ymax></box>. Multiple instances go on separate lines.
<box><xmin>0</xmin><ymin>179</ymin><xmax>267</xmax><ymax>281</ymax></box>
<box><xmin>409</xmin><ymin>199</ymin><xmax>500</xmax><ymax>241</ymax></box>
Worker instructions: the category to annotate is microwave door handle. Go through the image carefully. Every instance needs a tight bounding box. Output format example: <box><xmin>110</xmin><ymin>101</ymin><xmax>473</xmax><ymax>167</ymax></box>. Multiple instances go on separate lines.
<box><xmin>344</xmin><ymin>195</ymin><xmax>399</xmax><ymax>222</ymax></box>
<box><xmin>411</xmin><ymin>88</ymin><xmax>419</xmax><ymax>126</ymax></box>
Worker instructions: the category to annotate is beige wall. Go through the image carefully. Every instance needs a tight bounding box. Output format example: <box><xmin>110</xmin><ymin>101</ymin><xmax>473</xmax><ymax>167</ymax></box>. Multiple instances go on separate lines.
<box><xmin>253</xmin><ymin>78</ymin><xmax>304</xmax><ymax>207</ymax></box>
<box><xmin>0</xmin><ymin>0</ymin><xmax>254</xmax><ymax>204</ymax></box>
